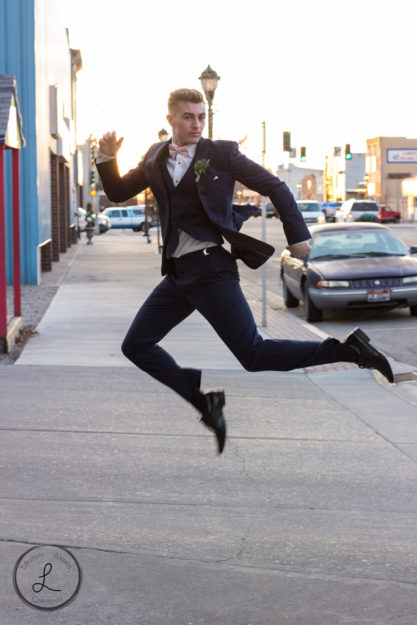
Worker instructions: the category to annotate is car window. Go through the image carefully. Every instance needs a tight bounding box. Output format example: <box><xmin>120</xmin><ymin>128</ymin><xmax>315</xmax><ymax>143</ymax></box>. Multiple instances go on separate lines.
<box><xmin>351</xmin><ymin>203</ymin><xmax>378</xmax><ymax>211</ymax></box>
<box><xmin>109</xmin><ymin>210</ymin><xmax>121</xmax><ymax>217</ymax></box>
<box><xmin>132</xmin><ymin>209</ymin><xmax>145</xmax><ymax>215</ymax></box>
<box><xmin>297</xmin><ymin>202</ymin><xmax>321</xmax><ymax>212</ymax></box>
<box><xmin>310</xmin><ymin>229</ymin><xmax>408</xmax><ymax>259</ymax></box>
<box><xmin>121</xmin><ymin>210</ymin><xmax>128</xmax><ymax>217</ymax></box>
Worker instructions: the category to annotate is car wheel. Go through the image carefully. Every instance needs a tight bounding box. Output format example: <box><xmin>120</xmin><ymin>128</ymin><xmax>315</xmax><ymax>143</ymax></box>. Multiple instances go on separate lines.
<box><xmin>304</xmin><ymin>287</ymin><xmax>323</xmax><ymax>322</ymax></box>
<box><xmin>393</xmin><ymin>216</ymin><xmax>401</xmax><ymax>224</ymax></box>
<box><xmin>410</xmin><ymin>305</ymin><xmax>417</xmax><ymax>316</ymax></box>
<box><xmin>282</xmin><ymin>277</ymin><xmax>299</xmax><ymax>308</ymax></box>
<box><xmin>132</xmin><ymin>227</ymin><xmax>140</xmax><ymax>232</ymax></box>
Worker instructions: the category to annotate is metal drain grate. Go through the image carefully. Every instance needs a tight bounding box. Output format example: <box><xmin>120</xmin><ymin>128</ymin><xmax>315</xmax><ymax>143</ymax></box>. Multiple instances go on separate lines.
<box><xmin>394</xmin><ymin>371</ymin><xmax>417</xmax><ymax>383</ymax></box>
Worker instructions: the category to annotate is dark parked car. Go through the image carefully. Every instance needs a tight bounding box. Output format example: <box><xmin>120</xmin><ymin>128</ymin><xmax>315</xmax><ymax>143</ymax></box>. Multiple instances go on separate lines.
<box><xmin>321</xmin><ymin>202</ymin><xmax>342</xmax><ymax>222</ymax></box>
<box><xmin>280</xmin><ymin>222</ymin><xmax>417</xmax><ymax>321</ymax></box>
<box><xmin>253</xmin><ymin>203</ymin><xmax>276</xmax><ymax>218</ymax></box>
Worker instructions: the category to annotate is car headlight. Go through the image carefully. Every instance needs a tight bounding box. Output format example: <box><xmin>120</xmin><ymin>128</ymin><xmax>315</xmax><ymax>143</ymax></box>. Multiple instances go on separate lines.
<box><xmin>316</xmin><ymin>280</ymin><xmax>350</xmax><ymax>288</ymax></box>
<box><xmin>317</xmin><ymin>214</ymin><xmax>325</xmax><ymax>223</ymax></box>
<box><xmin>403</xmin><ymin>275</ymin><xmax>417</xmax><ymax>284</ymax></box>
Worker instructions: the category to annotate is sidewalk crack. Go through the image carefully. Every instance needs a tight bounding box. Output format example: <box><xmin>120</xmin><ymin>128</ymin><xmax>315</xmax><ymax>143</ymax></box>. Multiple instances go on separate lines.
<box><xmin>214</xmin><ymin>518</ymin><xmax>255</xmax><ymax>564</ymax></box>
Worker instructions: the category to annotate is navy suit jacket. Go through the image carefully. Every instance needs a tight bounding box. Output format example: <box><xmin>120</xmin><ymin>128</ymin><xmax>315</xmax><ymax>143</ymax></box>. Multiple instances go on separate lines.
<box><xmin>96</xmin><ymin>137</ymin><xmax>311</xmax><ymax>275</ymax></box>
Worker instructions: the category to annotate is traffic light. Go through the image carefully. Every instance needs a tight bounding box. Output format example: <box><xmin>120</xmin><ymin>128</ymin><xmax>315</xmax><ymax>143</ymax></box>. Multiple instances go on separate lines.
<box><xmin>300</xmin><ymin>146</ymin><xmax>306</xmax><ymax>162</ymax></box>
<box><xmin>90</xmin><ymin>170</ymin><xmax>96</xmax><ymax>197</ymax></box>
<box><xmin>283</xmin><ymin>131</ymin><xmax>291</xmax><ymax>152</ymax></box>
<box><xmin>345</xmin><ymin>144</ymin><xmax>352</xmax><ymax>160</ymax></box>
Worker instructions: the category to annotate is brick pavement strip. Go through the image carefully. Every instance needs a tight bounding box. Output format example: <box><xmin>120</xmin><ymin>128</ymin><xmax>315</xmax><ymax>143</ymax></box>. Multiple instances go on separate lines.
<box><xmin>246</xmin><ymin>285</ymin><xmax>356</xmax><ymax>373</ymax></box>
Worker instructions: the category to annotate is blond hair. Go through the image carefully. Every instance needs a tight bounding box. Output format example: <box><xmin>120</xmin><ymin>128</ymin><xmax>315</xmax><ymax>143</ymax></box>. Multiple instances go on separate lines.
<box><xmin>168</xmin><ymin>88</ymin><xmax>204</xmax><ymax>114</ymax></box>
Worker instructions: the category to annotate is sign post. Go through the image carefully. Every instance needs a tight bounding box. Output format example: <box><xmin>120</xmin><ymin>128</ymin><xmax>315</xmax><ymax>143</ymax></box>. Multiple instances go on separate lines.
<box><xmin>261</xmin><ymin>121</ymin><xmax>267</xmax><ymax>327</ymax></box>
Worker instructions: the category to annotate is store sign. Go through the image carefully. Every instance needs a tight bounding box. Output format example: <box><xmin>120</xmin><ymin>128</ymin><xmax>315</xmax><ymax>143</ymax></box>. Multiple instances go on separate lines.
<box><xmin>387</xmin><ymin>149</ymin><xmax>417</xmax><ymax>163</ymax></box>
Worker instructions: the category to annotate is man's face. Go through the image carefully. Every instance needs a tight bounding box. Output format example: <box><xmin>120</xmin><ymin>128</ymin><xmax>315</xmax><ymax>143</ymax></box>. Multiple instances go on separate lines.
<box><xmin>167</xmin><ymin>101</ymin><xmax>206</xmax><ymax>146</ymax></box>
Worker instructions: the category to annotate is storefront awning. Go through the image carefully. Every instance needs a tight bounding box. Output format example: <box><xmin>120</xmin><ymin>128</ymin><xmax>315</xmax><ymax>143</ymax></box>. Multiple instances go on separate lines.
<box><xmin>0</xmin><ymin>74</ymin><xmax>26</xmax><ymax>149</ymax></box>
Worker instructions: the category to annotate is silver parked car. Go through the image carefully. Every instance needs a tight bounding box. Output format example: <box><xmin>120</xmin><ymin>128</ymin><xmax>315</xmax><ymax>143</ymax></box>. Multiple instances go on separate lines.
<box><xmin>296</xmin><ymin>200</ymin><xmax>325</xmax><ymax>225</ymax></box>
<box><xmin>280</xmin><ymin>222</ymin><xmax>417</xmax><ymax>321</ymax></box>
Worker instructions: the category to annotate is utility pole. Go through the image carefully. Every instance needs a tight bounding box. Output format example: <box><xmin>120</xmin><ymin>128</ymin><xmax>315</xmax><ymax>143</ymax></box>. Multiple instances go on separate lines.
<box><xmin>261</xmin><ymin>122</ymin><xmax>267</xmax><ymax>327</ymax></box>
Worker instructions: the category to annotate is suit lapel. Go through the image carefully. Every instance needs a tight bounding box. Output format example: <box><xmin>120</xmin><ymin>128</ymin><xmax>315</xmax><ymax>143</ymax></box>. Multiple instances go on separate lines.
<box><xmin>146</xmin><ymin>141</ymin><xmax>169</xmax><ymax>193</ymax></box>
<box><xmin>144</xmin><ymin>141</ymin><xmax>171</xmax><ymax>236</ymax></box>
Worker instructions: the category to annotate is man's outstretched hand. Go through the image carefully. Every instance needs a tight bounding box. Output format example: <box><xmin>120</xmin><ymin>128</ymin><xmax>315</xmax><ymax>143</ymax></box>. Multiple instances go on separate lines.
<box><xmin>98</xmin><ymin>131</ymin><xmax>124</xmax><ymax>157</ymax></box>
<box><xmin>286</xmin><ymin>240</ymin><xmax>312</xmax><ymax>259</ymax></box>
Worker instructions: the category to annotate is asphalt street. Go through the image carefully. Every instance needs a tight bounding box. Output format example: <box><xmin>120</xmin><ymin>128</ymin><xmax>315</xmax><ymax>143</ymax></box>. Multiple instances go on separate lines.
<box><xmin>1</xmin><ymin>229</ymin><xmax>417</xmax><ymax>625</ymax></box>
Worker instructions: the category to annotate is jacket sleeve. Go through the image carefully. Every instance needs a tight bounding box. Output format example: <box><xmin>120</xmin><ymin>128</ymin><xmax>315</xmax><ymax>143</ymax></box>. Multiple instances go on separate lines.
<box><xmin>96</xmin><ymin>154</ymin><xmax>148</xmax><ymax>204</ymax></box>
<box><xmin>227</xmin><ymin>142</ymin><xmax>311</xmax><ymax>245</ymax></box>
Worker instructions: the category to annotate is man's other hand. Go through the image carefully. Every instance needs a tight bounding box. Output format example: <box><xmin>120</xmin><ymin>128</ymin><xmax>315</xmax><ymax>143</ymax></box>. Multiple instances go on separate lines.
<box><xmin>98</xmin><ymin>131</ymin><xmax>124</xmax><ymax>157</ymax></box>
<box><xmin>286</xmin><ymin>240</ymin><xmax>312</xmax><ymax>259</ymax></box>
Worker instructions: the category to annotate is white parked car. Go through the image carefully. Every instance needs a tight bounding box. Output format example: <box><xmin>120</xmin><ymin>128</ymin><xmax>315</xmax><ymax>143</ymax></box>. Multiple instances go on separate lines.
<box><xmin>76</xmin><ymin>208</ymin><xmax>111</xmax><ymax>234</ymax></box>
<box><xmin>335</xmin><ymin>200</ymin><xmax>379</xmax><ymax>223</ymax></box>
<box><xmin>296</xmin><ymin>200</ymin><xmax>325</xmax><ymax>225</ymax></box>
<box><xmin>102</xmin><ymin>206</ymin><xmax>148</xmax><ymax>232</ymax></box>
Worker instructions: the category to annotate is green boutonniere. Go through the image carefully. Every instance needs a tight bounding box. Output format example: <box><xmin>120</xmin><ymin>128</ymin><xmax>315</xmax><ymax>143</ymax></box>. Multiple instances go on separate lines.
<box><xmin>194</xmin><ymin>158</ymin><xmax>210</xmax><ymax>182</ymax></box>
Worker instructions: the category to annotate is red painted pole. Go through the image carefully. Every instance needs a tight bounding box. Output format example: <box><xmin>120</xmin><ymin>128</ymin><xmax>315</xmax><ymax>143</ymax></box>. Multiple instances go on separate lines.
<box><xmin>12</xmin><ymin>149</ymin><xmax>21</xmax><ymax>317</ymax></box>
<box><xmin>0</xmin><ymin>144</ymin><xmax>7</xmax><ymax>337</ymax></box>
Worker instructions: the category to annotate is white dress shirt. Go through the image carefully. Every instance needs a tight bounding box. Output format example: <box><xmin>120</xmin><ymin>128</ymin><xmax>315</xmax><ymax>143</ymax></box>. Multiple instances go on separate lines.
<box><xmin>96</xmin><ymin>143</ymin><xmax>218</xmax><ymax>257</ymax></box>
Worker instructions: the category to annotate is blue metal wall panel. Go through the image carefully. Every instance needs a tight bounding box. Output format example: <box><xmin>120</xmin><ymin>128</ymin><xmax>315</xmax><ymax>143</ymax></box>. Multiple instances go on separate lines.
<box><xmin>0</xmin><ymin>0</ymin><xmax>39</xmax><ymax>284</ymax></box>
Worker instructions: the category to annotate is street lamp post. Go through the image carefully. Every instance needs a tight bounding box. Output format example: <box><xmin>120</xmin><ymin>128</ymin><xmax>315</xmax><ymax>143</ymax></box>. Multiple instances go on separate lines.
<box><xmin>198</xmin><ymin>65</ymin><xmax>220</xmax><ymax>139</ymax></box>
<box><xmin>158</xmin><ymin>128</ymin><xmax>169</xmax><ymax>142</ymax></box>
<box><xmin>154</xmin><ymin>129</ymin><xmax>170</xmax><ymax>253</ymax></box>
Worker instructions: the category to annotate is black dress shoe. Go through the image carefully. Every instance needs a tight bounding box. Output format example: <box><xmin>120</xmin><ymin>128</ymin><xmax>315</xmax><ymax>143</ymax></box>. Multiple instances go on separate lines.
<box><xmin>345</xmin><ymin>327</ymin><xmax>394</xmax><ymax>383</ymax></box>
<box><xmin>200</xmin><ymin>389</ymin><xmax>226</xmax><ymax>454</ymax></box>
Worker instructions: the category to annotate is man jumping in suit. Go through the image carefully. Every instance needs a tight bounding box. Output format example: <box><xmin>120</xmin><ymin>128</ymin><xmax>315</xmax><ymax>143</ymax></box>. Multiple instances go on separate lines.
<box><xmin>96</xmin><ymin>88</ymin><xmax>393</xmax><ymax>455</ymax></box>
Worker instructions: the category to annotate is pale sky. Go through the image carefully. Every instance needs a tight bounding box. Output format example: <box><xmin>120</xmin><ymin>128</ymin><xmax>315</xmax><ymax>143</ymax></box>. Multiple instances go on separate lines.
<box><xmin>65</xmin><ymin>0</ymin><xmax>417</xmax><ymax>173</ymax></box>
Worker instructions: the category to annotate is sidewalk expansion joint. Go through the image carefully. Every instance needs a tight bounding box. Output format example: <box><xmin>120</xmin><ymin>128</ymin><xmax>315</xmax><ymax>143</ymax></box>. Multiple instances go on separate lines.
<box><xmin>307</xmin><ymin>372</ymin><xmax>417</xmax><ymax>467</ymax></box>
<box><xmin>0</xmin><ymin>426</ymin><xmax>383</xmax><ymax>444</ymax></box>
<box><xmin>3</xmin><ymin>537</ymin><xmax>417</xmax><ymax>588</ymax></box>
<box><xmin>2</xmin><ymin>496</ymin><xmax>417</xmax><ymax>515</ymax></box>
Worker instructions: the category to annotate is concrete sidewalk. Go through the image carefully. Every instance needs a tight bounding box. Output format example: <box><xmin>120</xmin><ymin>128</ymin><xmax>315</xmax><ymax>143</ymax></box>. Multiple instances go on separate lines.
<box><xmin>2</xmin><ymin>230</ymin><xmax>417</xmax><ymax>625</ymax></box>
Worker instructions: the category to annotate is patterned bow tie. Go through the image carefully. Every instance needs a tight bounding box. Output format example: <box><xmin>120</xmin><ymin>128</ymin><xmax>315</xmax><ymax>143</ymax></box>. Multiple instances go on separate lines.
<box><xmin>169</xmin><ymin>144</ymin><xmax>189</xmax><ymax>159</ymax></box>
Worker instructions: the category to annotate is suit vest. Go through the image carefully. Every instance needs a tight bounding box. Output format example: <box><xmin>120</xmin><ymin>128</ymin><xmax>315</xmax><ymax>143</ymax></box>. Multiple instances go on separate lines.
<box><xmin>160</xmin><ymin>159</ymin><xmax>223</xmax><ymax>258</ymax></box>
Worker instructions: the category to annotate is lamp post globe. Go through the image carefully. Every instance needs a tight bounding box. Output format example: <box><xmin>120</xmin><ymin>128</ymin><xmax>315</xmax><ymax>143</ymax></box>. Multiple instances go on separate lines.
<box><xmin>198</xmin><ymin>65</ymin><xmax>220</xmax><ymax>140</ymax></box>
